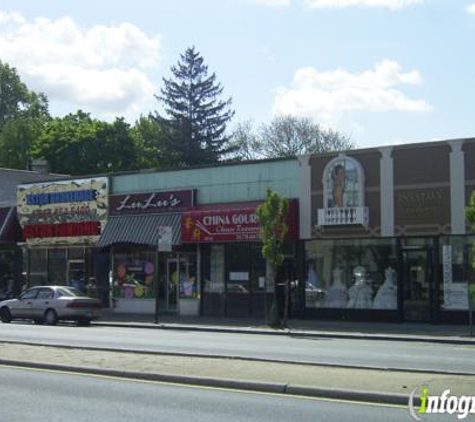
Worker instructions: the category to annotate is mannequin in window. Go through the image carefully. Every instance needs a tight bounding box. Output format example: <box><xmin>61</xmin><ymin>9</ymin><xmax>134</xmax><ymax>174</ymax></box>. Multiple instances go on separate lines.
<box><xmin>373</xmin><ymin>267</ymin><xmax>397</xmax><ymax>309</ymax></box>
<box><xmin>347</xmin><ymin>265</ymin><xmax>373</xmax><ymax>308</ymax></box>
<box><xmin>332</xmin><ymin>164</ymin><xmax>345</xmax><ymax>207</ymax></box>
<box><xmin>324</xmin><ymin>267</ymin><xmax>349</xmax><ymax>308</ymax></box>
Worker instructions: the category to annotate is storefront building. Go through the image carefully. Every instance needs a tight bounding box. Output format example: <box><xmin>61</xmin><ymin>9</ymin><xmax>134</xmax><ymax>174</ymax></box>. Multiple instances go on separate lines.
<box><xmin>16</xmin><ymin>177</ymin><xmax>111</xmax><ymax>305</ymax></box>
<box><xmin>301</xmin><ymin>138</ymin><xmax>475</xmax><ymax>324</ymax></box>
<box><xmin>0</xmin><ymin>167</ymin><xmax>69</xmax><ymax>299</ymax></box>
<box><xmin>102</xmin><ymin>158</ymin><xmax>302</xmax><ymax>317</ymax></box>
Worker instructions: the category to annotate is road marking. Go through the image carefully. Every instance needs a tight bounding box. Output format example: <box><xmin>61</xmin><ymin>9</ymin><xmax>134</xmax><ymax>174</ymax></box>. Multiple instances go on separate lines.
<box><xmin>0</xmin><ymin>363</ymin><xmax>406</xmax><ymax>409</ymax></box>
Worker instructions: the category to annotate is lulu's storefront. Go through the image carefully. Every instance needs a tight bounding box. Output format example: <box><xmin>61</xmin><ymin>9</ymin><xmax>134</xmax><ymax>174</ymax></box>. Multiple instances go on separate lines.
<box><xmin>16</xmin><ymin>177</ymin><xmax>110</xmax><ymax>305</ymax></box>
<box><xmin>305</xmin><ymin>140</ymin><xmax>475</xmax><ymax>324</ymax></box>
<box><xmin>182</xmin><ymin>201</ymin><xmax>299</xmax><ymax>318</ymax></box>
<box><xmin>97</xmin><ymin>189</ymin><xmax>197</xmax><ymax>315</ymax></box>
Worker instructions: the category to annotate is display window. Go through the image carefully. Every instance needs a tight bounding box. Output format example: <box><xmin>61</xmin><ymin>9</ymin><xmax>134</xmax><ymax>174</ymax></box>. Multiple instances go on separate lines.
<box><xmin>113</xmin><ymin>252</ymin><xmax>155</xmax><ymax>299</ymax></box>
<box><xmin>305</xmin><ymin>238</ymin><xmax>398</xmax><ymax>310</ymax></box>
<box><xmin>439</xmin><ymin>236</ymin><xmax>475</xmax><ymax>311</ymax></box>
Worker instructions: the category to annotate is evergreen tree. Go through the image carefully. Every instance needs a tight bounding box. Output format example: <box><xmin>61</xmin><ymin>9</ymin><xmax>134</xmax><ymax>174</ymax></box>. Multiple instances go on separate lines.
<box><xmin>156</xmin><ymin>46</ymin><xmax>235</xmax><ymax>167</ymax></box>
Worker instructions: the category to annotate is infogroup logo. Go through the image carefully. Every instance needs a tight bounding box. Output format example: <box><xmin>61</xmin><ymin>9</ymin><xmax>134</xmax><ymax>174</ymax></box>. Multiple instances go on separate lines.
<box><xmin>408</xmin><ymin>385</ymin><xmax>475</xmax><ymax>420</ymax></box>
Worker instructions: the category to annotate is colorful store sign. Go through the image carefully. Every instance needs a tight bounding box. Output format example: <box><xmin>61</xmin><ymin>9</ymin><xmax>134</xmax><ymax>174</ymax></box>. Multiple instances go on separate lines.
<box><xmin>17</xmin><ymin>177</ymin><xmax>108</xmax><ymax>245</ymax></box>
<box><xmin>109</xmin><ymin>190</ymin><xmax>194</xmax><ymax>216</ymax></box>
<box><xmin>181</xmin><ymin>201</ymin><xmax>298</xmax><ymax>243</ymax></box>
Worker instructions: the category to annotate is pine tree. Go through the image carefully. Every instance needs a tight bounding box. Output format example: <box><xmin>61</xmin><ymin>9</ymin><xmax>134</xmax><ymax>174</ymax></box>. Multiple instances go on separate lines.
<box><xmin>156</xmin><ymin>46</ymin><xmax>235</xmax><ymax>166</ymax></box>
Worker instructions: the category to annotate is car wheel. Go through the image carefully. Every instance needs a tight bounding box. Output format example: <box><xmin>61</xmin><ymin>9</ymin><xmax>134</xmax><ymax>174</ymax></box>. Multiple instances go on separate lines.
<box><xmin>44</xmin><ymin>309</ymin><xmax>58</xmax><ymax>326</ymax></box>
<box><xmin>77</xmin><ymin>319</ymin><xmax>91</xmax><ymax>327</ymax></box>
<box><xmin>0</xmin><ymin>307</ymin><xmax>12</xmax><ymax>323</ymax></box>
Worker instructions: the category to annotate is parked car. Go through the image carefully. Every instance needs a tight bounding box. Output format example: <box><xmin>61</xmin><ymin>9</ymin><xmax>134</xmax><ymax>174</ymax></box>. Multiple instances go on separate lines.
<box><xmin>0</xmin><ymin>286</ymin><xmax>102</xmax><ymax>326</ymax></box>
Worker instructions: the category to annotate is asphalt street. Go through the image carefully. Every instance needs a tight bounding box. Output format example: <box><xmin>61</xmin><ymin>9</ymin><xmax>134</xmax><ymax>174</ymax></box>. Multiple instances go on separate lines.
<box><xmin>0</xmin><ymin>322</ymin><xmax>474</xmax><ymax>374</ymax></box>
<box><xmin>0</xmin><ymin>365</ymin><xmax>415</xmax><ymax>422</ymax></box>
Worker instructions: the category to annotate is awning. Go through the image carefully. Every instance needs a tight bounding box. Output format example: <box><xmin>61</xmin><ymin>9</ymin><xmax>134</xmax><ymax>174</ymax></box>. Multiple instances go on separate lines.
<box><xmin>0</xmin><ymin>207</ymin><xmax>21</xmax><ymax>242</ymax></box>
<box><xmin>97</xmin><ymin>213</ymin><xmax>181</xmax><ymax>248</ymax></box>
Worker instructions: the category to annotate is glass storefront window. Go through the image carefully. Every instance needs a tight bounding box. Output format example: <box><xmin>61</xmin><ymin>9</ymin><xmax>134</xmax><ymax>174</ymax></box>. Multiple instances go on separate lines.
<box><xmin>29</xmin><ymin>249</ymin><xmax>48</xmax><ymax>286</ymax></box>
<box><xmin>204</xmin><ymin>245</ymin><xmax>225</xmax><ymax>293</ymax></box>
<box><xmin>305</xmin><ymin>238</ymin><xmax>398</xmax><ymax>310</ymax></box>
<box><xmin>439</xmin><ymin>236</ymin><xmax>474</xmax><ymax>311</ymax></box>
<box><xmin>0</xmin><ymin>250</ymin><xmax>14</xmax><ymax>299</ymax></box>
<box><xmin>113</xmin><ymin>251</ymin><xmax>156</xmax><ymax>299</ymax></box>
<box><xmin>48</xmin><ymin>249</ymin><xmax>67</xmax><ymax>286</ymax></box>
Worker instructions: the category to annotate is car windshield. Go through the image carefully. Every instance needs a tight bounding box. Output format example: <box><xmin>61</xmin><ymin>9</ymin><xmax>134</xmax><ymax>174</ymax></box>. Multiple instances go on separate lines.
<box><xmin>57</xmin><ymin>287</ymin><xmax>88</xmax><ymax>298</ymax></box>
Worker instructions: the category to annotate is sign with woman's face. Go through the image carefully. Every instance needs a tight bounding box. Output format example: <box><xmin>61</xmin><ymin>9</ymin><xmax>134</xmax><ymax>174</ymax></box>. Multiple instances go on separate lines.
<box><xmin>325</xmin><ymin>158</ymin><xmax>361</xmax><ymax>208</ymax></box>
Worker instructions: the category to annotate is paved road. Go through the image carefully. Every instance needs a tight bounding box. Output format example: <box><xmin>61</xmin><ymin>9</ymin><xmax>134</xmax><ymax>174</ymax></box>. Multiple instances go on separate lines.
<box><xmin>1</xmin><ymin>322</ymin><xmax>474</xmax><ymax>374</ymax></box>
<box><xmin>0</xmin><ymin>365</ymin><xmax>412</xmax><ymax>422</ymax></box>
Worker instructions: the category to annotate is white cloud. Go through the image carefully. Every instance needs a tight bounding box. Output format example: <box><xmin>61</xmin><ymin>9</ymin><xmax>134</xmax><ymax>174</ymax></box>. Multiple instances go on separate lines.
<box><xmin>0</xmin><ymin>11</ymin><xmax>162</xmax><ymax>120</ymax></box>
<box><xmin>273</xmin><ymin>60</ymin><xmax>432</xmax><ymax>121</ymax></box>
<box><xmin>258</xmin><ymin>46</ymin><xmax>276</xmax><ymax>62</ymax></box>
<box><xmin>248</xmin><ymin>0</ymin><xmax>292</xmax><ymax>6</ymax></box>
<box><xmin>305</xmin><ymin>0</ymin><xmax>423</xmax><ymax>9</ymax></box>
<box><xmin>467</xmin><ymin>3</ymin><xmax>475</xmax><ymax>13</ymax></box>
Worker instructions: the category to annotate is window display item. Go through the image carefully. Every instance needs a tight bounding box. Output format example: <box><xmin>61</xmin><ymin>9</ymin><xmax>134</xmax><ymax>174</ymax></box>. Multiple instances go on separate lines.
<box><xmin>323</xmin><ymin>267</ymin><xmax>349</xmax><ymax>308</ymax></box>
<box><xmin>373</xmin><ymin>267</ymin><xmax>397</xmax><ymax>309</ymax></box>
<box><xmin>347</xmin><ymin>265</ymin><xmax>373</xmax><ymax>309</ymax></box>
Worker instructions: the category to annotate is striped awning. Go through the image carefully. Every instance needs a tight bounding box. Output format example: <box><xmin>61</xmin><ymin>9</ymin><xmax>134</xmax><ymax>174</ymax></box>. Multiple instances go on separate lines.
<box><xmin>98</xmin><ymin>213</ymin><xmax>181</xmax><ymax>247</ymax></box>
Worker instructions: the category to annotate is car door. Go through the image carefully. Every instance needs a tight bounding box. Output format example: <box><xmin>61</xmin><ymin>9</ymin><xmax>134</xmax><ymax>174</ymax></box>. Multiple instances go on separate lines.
<box><xmin>33</xmin><ymin>288</ymin><xmax>55</xmax><ymax>318</ymax></box>
<box><xmin>9</xmin><ymin>288</ymin><xmax>39</xmax><ymax>318</ymax></box>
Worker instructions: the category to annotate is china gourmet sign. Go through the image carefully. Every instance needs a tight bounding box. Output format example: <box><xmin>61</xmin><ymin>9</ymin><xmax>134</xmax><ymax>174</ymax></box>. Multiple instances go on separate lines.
<box><xmin>181</xmin><ymin>206</ymin><xmax>261</xmax><ymax>243</ymax></box>
<box><xmin>109</xmin><ymin>190</ymin><xmax>194</xmax><ymax>215</ymax></box>
<box><xmin>17</xmin><ymin>177</ymin><xmax>108</xmax><ymax>245</ymax></box>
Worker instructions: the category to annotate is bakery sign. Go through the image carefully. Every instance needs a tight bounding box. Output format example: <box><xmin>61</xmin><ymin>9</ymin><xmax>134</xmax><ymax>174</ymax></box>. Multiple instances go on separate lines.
<box><xmin>17</xmin><ymin>177</ymin><xmax>108</xmax><ymax>245</ymax></box>
<box><xmin>109</xmin><ymin>190</ymin><xmax>194</xmax><ymax>216</ymax></box>
<box><xmin>181</xmin><ymin>206</ymin><xmax>261</xmax><ymax>243</ymax></box>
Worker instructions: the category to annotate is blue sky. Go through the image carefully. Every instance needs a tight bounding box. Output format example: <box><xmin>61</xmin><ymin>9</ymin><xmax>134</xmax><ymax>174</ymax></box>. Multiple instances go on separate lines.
<box><xmin>0</xmin><ymin>0</ymin><xmax>474</xmax><ymax>148</ymax></box>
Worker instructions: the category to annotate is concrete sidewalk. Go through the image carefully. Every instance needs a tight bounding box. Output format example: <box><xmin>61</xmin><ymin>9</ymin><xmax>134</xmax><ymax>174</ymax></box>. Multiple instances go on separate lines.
<box><xmin>1</xmin><ymin>342</ymin><xmax>474</xmax><ymax>405</ymax></box>
<box><xmin>95</xmin><ymin>311</ymin><xmax>475</xmax><ymax>345</ymax></box>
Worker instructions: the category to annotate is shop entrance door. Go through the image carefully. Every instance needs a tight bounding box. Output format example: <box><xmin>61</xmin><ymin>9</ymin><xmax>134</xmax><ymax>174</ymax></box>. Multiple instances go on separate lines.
<box><xmin>68</xmin><ymin>260</ymin><xmax>86</xmax><ymax>292</ymax></box>
<box><xmin>402</xmin><ymin>248</ymin><xmax>433</xmax><ymax>322</ymax></box>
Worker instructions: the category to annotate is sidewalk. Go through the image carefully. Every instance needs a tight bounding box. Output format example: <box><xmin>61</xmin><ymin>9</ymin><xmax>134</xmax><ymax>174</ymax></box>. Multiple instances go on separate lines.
<box><xmin>95</xmin><ymin>310</ymin><xmax>475</xmax><ymax>345</ymax></box>
<box><xmin>1</xmin><ymin>342</ymin><xmax>474</xmax><ymax>405</ymax></box>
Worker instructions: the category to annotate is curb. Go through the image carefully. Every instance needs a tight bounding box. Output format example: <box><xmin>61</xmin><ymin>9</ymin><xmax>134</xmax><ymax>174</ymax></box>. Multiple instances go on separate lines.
<box><xmin>93</xmin><ymin>321</ymin><xmax>475</xmax><ymax>346</ymax></box>
<box><xmin>0</xmin><ymin>358</ymin><xmax>410</xmax><ymax>406</ymax></box>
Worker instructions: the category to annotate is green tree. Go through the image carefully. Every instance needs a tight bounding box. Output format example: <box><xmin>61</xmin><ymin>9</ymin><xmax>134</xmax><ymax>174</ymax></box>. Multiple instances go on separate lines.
<box><xmin>156</xmin><ymin>46</ymin><xmax>235</xmax><ymax>167</ymax></box>
<box><xmin>131</xmin><ymin>113</ymin><xmax>168</xmax><ymax>169</ymax></box>
<box><xmin>256</xmin><ymin>189</ymin><xmax>289</xmax><ymax>326</ymax></box>
<box><xmin>0</xmin><ymin>61</ymin><xmax>49</xmax><ymax>169</ymax></box>
<box><xmin>32</xmin><ymin>111</ymin><xmax>139</xmax><ymax>175</ymax></box>
<box><xmin>229</xmin><ymin>115</ymin><xmax>354</xmax><ymax>160</ymax></box>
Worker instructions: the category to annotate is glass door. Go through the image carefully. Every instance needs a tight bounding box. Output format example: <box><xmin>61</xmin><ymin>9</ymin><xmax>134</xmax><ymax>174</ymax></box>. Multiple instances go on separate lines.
<box><xmin>402</xmin><ymin>248</ymin><xmax>432</xmax><ymax>322</ymax></box>
<box><xmin>68</xmin><ymin>260</ymin><xmax>86</xmax><ymax>292</ymax></box>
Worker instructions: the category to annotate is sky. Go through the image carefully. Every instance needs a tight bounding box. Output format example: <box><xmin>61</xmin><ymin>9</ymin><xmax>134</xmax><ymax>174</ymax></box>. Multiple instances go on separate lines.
<box><xmin>0</xmin><ymin>0</ymin><xmax>474</xmax><ymax>149</ymax></box>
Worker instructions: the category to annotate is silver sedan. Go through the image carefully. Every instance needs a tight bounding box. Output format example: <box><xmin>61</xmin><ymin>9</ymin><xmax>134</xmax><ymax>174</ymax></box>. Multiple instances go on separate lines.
<box><xmin>0</xmin><ymin>286</ymin><xmax>102</xmax><ymax>326</ymax></box>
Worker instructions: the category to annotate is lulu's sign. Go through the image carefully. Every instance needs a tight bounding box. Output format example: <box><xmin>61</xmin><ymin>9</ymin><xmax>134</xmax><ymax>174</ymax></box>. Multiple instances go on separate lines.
<box><xmin>109</xmin><ymin>190</ymin><xmax>194</xmax><ymax>216</ymax></box>
<box><xmin>181</xmin><ymin>201</ymin><xmax>298</xmax><ymax>243</ymax></box>
<box><xmin>17</xmin><ymin>177</ymin><xmax>108</xmax><ymax>245</ymax></box>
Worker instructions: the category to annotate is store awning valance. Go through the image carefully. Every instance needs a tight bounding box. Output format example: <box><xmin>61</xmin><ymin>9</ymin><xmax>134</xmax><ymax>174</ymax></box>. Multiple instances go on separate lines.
<box><xmin>97</xmin><ymin>213</ymin><xmax>181</xmax><ymax>248</ymax></box>
<box><xmin>0</xmin><ymin>207</ymin><xmax>21</xmax><ymax>242</ymax></box>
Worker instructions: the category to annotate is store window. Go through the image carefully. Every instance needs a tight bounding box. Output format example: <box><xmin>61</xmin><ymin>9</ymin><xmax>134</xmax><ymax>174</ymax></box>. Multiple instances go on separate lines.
<box><xmin>48</xmin><ymin>249</ymin><xmax>67</xmax><ymax>286</ymax></box>
<box><xmin>0</xmin><ymin>250</ymin><xmax>14</xmax><ymax>299</ymax></box>
<box><xmin>29</xmin><ymin>249</ymin><xmax>48</xmax><ymax>286</ymax></box>
<box><xmin>305</xmin><ymin>238</ymin><xmax>398</xmax><ymax>309</ymax></box>
<box><xmin>439</xmin><ymin>236</ymin><xmax>474</xmax><ymax>311</ymax></box>
<box><xmin>204</xmin><ymin>245</ymin><xmax>225</xmax><ymax>294</ymax></box>
<box><xmin>113</xmin><ymin>251</ymin><xmax>156</xmax><ymax>299</ymax></box>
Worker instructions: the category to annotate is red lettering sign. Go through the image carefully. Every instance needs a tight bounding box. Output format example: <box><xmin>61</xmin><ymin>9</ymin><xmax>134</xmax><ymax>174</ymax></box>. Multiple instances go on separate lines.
<box><xmin>23</xmin><ymin>221</ymin><xmax>101</xmax><ymax>239</ymax></box>
<box><xmin>181</xmin><ymin>200</ymin><xmax>298</xmax><ymax>243</ymax></box>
